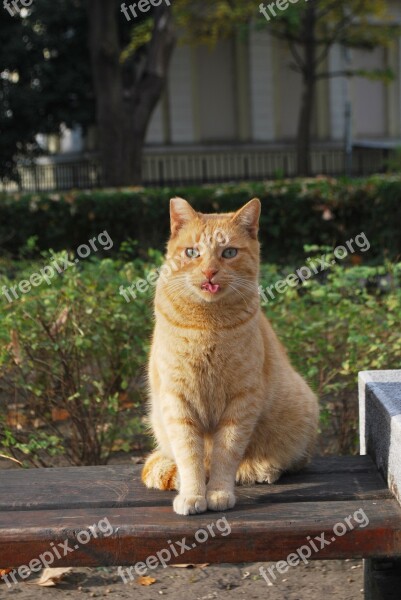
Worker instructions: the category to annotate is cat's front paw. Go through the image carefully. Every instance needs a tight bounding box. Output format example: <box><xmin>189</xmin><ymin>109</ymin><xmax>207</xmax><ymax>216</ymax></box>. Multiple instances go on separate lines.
<box><xmin>206</xmin><ymin>489</ymin><xmax>236</xmax><ymax>511</ymax></box>
<box><xmin>173</xmin><ymin>494</ymin><xmax>207</xmax><ymax>516</ymax></box>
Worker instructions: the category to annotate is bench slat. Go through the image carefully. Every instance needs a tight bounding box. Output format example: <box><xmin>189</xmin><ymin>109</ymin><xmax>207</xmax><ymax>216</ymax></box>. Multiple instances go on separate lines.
<box><xmin>1</xmin><ymin>456</ymin><xmax>401</xmax><ymax>568</ymax></box>
<box><xmin>0</xmin><ymin>457</ymin><xmax>389</xmax><ymax>512</ymax></box>
<box><xmin>1</xmin><ymin>499</ymin><xmax>401</xmax><ymax>567</ymax></box>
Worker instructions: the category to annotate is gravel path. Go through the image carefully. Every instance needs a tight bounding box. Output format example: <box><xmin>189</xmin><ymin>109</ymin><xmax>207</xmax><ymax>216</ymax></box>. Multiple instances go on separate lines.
<box><xmin>1</xmin><ymin>559</ymin><xmax>364</xmax><ymax>599</ymax></box>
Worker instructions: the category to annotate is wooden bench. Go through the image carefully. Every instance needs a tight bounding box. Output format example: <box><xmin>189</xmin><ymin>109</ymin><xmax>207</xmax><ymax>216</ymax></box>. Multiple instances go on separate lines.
<box><xmin>1</xmin><ymin>370</ymin><xmax>401</xmax><ymax>599</ymax></box>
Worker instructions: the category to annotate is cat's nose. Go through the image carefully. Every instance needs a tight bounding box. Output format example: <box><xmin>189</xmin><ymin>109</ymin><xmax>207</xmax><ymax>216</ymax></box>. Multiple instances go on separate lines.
<box><xmin>202</xmin><ymin>268</ymin><xmax>219</xmax><ymax>281</ymax></box>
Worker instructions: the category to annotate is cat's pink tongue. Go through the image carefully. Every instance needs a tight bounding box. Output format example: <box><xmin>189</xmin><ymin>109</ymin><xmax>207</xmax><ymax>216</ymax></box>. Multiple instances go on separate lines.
<box><xmin>201</xmin><ymin>282</ymin><xmax>220</xmax><ymax>294</ymax></box>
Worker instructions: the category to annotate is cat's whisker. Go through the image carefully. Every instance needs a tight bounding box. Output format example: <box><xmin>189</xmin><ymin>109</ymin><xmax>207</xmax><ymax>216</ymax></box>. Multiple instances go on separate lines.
<box><xmin>227</xmin><ymin>282</ymin><xmax>251</xmax><ymax>310</ymax></box>
<box><xmin>234</xmin><ymin>282</ymin><xmax>259</xmax><ymax>293</ymax></box>
<box><xmin>234</xmin><ymin>276</ymin><xmax>259</xmax><ymax>289</ymax></box>
<box><xmin>229</xmin><ymin>277</ymin><xmax>259</xmax><ymax>296</ymax></box>
<box><xmin>165</xmin><ymin>286</ymin><xmax>188</xmax><ymax>304</ymax></box>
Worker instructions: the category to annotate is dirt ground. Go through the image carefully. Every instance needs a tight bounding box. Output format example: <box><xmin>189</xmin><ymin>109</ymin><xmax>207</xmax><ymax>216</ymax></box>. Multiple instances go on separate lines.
<box><xmin>1</xmin><ymin>560</ymin><xmax>364</xmax><ymax>599</ymax></box>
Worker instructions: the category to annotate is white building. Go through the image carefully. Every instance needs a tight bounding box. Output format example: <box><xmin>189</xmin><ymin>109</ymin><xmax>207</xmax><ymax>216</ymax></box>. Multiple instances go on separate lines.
<box><xmin>21</xmin><ymin>1</ymin><xmax>401</xmax><ymax>189</ymax></box>
<box><xmin>146</xmin><ymin>4</ymin><xmax>401</xmax><ymax>144</ymax></box>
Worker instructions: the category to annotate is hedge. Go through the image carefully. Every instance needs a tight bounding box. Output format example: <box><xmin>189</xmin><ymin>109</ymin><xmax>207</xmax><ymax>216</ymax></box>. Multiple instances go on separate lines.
<box><xmin>1</xmin><ymin>175</ymin><xmax>400</xmax><ymax>263</ymax></box>
<box><xmin>1</xmin><ymin>256</ymin><xmax>401</xmax><ymax>463</ymax></box>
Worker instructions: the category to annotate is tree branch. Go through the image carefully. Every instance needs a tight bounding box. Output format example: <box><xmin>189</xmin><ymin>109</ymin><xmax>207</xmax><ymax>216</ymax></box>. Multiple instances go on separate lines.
<box><xmin>288</xmin><ymin>39</ymin><xmax>305</xmax><ymax>71</ymax></box>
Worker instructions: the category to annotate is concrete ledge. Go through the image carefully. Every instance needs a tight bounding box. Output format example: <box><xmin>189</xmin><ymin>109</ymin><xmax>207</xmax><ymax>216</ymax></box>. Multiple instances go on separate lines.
<box><xmin>359</xmin><ymin>370</ymin><xmax>401</xmax><ymax>506</ymax></box>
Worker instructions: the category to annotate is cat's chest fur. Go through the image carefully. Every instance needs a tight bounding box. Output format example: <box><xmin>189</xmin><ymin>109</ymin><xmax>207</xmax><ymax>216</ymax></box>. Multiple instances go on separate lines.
<box><xmin>157</xmin><ymin>325</ymin><xmax>254</xmax><ymax>431</ymax></box>
<box><xmin>176</xmin><ymin>331</ymin><xmax>229</xmax><ymax>391</ymax></box>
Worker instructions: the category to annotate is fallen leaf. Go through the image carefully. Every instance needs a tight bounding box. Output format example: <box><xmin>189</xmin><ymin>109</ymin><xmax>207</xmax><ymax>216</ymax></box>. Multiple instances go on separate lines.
<box><xmin>51</xmin><ymin>408</ymin><xmax>70</xmax><ymax>422</ymax></box>
<box><xmin>35</xmin><ymin>567</ymin><xmax>73</xmax><ymax>586</ymax></box>
<box><xmin>6</xmin><ymin>410</ymin><xmax>27</xmax><ymax>429</ymax></box>
<box><xmin>137</xmin><ymin>576</ymin><xmax>156</xmax><ymax>586</ymax></box>
<box><xmin>118</xmin><ymin>392</ymin><xmax>135</xmax><ymax>409</ymax></box>
<box><xmin>351</xmin><ymin>255</ymin><xmax>363</xmax><ymax>265</ymax></box>
<box><xmin>111</xmin><ymin>438</ymin><xmax>128</xmax><ymax>452</ymax></box>
<box><xmin>0</xmin><ymin>568</ymin><xmax>13</xmax><ymax>580</ymax></box>
<box><xmin>171</xmin><ymin>564</ymin><xmax>209</xmax><ymax>569</ymax></box>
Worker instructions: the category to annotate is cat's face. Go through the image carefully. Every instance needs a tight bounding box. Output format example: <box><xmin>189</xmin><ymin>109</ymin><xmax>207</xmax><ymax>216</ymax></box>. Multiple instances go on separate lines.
<box><xmin>163</xmin><ymin>198</ymin><xmax>261</xmax><ymax>304</ymax></box>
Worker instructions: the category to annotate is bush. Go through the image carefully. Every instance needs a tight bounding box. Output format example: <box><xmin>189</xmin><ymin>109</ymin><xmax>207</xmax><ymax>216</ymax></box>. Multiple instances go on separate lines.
<box><xmin>0</xmin><ymin>252</ymin><xmax>400</xmax><ymax>464</ymax></box>
<box><xmin>260</xmin><ymin>258</ymin><xmax>401</xmax><ymax>453</ymax></box>
<box><xmin>1</xmin><ymin>175</ymin><xmax>401</xmax><ymax>264</ymax></box>
<box><xmin>0</xmin><ymin>253</ymin><xmax>159</xmax><ymax>466</ymax></box>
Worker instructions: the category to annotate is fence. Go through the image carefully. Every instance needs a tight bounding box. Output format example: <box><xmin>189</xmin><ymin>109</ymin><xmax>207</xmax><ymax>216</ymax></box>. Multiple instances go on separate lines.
<box><xmin>0</xmin><ymin>146</ymin><xmax>392</xmax><ymax>192</ymax></box>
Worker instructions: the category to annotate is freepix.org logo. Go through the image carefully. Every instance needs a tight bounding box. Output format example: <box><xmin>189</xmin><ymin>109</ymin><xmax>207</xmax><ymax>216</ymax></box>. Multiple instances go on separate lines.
<box><xmin>3</xmin><ymin>0</ymin><xmax>33</xmax><ymax>17</ymax></box>
<box><xmin>259</xmin><ymin>0</ymin><xmax>309</xmax><ymax>23</ymax></box>
<box><xmin>121</xmin><ymin>0</ymin><xmax>171</xmax><ymax>22</ymax></box>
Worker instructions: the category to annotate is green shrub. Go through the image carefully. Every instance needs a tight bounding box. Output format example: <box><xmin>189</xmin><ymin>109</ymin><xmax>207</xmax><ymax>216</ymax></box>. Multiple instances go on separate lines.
<box><xmin>0</xmin><ymin>252</ymin><xmax>400</xmax><ymax>464</ymax></box>
<box><xmin>260</xmin><ymin>258</ymin><xmax>401</xmax><ymax>453</ymax></box>
<box><xmin>1</xmin><ymin>175</ymin><xmax>401</xmax><ymax>264</ymax></box>
<box><xmin>0</xmin><ymin>253</ymin><xmax>158</xmax><ymax>466</ymax></box>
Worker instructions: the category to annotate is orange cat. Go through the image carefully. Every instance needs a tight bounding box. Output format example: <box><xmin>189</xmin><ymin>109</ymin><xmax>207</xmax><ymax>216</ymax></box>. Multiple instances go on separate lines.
<box><xmin>142</xmin><ymin>198</ymin><xmax>319</xmax><ymax>515</ymax></box>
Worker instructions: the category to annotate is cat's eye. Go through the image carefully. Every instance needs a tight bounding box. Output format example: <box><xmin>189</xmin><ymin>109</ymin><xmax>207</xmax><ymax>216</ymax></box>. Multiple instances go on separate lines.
<box><xmin>222</xmin><ymin>248</ymin><xmax>238</xmax><ymax>259</ymax></box>
<box><xmin>185</xmin><ymin>248</ymin><xmax>200</xmax><ymax>258</ymax></box>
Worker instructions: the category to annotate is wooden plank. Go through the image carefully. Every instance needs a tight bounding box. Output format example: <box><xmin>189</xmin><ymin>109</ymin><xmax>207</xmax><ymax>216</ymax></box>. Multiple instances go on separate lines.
<box><xmin>0</xmin><ymin>499</ymin><xmax>401</xmax><ymax>568</ymax></box>
<box><xmin>0</xmin><ymin>457</ymin><xmax>389</xmax><ymax>512</ymax></box>
<box><xmin>292</xmin><ymin>455</ymin><xmax>376</xmax><ymax>474</ymax></box>
<box><xmin>302</xmin><ymin>455</ymin><xmax>376</xmax><ymax>474</ymax></box>
<box><xmin>1</xmin><ymin>456</ymin><xmax>400</xmax><ymax>570</ymax></box>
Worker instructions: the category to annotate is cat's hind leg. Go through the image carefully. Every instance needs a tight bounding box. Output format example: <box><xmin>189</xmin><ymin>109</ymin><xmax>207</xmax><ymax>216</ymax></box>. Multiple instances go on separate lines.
<box><xmin>236</xmin><ymin>453</ymin><xmax>311</xmax><ymax>485</ymax></box>
<box><xmin>235</xmin><ymin>459</ymin><xmax>283</xmax><ymax>485</ymax></box>
<box><xmin>141</xmin><ymin>450</ymin><xmax>179</xmax><ymax>491</ymax></box>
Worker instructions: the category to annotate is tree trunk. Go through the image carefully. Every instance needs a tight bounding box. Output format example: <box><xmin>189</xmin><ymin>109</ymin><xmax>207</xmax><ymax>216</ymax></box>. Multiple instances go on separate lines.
<box><xmin>130</xmin><ymin>4</ymin><xmax>176</xmax><ymax>183</ymax></box>
<box><xmin>296</xmin><ymin>3</ymin><xmax>317</xmax><ymax>176</ymax></box>
<box><xmin>87</xmin><ymin>1</ymin><xmax>176</xmax><ymax>187</ymax></box>
<box><xmin>87</xmin><ymin>0</ymin><xmax>125</xmax><ymax>186</ymax></box>
<box><xmin>297</xmin><ymin>75</ymin><xmax>316</xmax><ymax>176</ymax></box>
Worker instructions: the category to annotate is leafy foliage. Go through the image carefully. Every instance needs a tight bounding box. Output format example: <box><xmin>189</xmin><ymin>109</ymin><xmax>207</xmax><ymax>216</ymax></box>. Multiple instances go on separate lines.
<box><xmin>0</xmin><ymin>0</ymin><xmax>161</xmax><ymax>183</ymax></box>
<box><xmin>0</xmin><ymin>254</ymin><xmax>155</xmax><ymax>465</ymax></box>
<box><xmin>176</xmin><ymin>0</ymin><xmax>400</xmax><ymax>67</ymax></box>
<box><xmin>0</xmin><ymin>252</ymin><xmax>400</xmax><ymax>464</ymax></box>
<box><xmin>1</xmin><ymin>175</ymin><xmax>401</xmax><ymax>264</ymax></box>
<box><xmin>261</xmin><ymin>257</ymin><xmax>401</xmax><ymax>453</ymax></box>
<box><xmin>0</xmin><ymin>0</ymin><xmax>94</xmax><ymax>181</ymax></box>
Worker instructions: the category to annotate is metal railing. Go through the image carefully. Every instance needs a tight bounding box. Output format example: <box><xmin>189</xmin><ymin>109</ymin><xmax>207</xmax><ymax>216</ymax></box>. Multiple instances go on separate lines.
<box><xmin>0</xmin><ymin>146</ymin><xmax>391</xmax><ymax>192</ymax></box>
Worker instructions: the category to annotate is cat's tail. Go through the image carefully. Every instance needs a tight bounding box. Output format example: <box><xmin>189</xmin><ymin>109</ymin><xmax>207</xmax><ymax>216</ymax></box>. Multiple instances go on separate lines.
<box><xmin>141</xmin><ymin>450</ymin><xmax>179</xmax><ymax>491</ymax></box>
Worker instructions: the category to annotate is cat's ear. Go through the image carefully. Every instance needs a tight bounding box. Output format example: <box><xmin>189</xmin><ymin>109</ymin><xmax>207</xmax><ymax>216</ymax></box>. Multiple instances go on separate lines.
<box><xmin>231</xmin><ymin>198</ymin><xmax>261</xmax><ymax>239</ymax></box>
<box><xmin>170</xmin><ymin>197</ymin><xmax>197</xmax><ymax>237</ymax></box>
